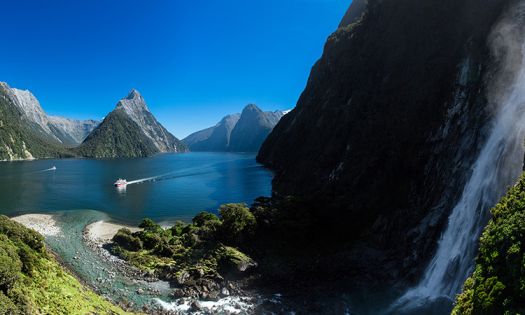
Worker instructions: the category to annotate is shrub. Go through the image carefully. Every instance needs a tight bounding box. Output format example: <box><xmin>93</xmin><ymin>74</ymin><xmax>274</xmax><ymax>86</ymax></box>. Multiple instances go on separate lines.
<box><xmin>139</xmin><ymin>218</ymin><xmax>161</xmax><ymax>232</ymax></box>
<box><xmin>0</xmin><ymin>235</ymin><xmax>22</xmax><ymax>294</ymax></box>
<box><xmin>140</xmin><ymin>232</ymin><xmax>162</xmax><ymax>250</ymax></box>
<box><xmin>219</xmin><ymin>203</ymin><xmax>256</xmax><ymax>242</ymax></box>
<box><xmin>112</xmin><ymin>229</ymin><xmax>143</xmax><ymax>251</ymax></box>
<box><xmin>192</xmin><ymin>212</ymin><xmax>220</xmax><ymax>227</ymax></box>
<box><xmin>0</xmin><ymin>291</ymin><xmax>20</xmax><ymax>315</ymax></box>
<box><xmin>170</xmin><ymin>221</ymin><xmax>185</xmax><ymax>237</ymax></box>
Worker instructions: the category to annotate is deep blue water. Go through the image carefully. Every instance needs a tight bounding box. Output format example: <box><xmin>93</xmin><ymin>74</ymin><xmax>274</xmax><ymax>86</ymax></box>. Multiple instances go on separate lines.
<box><xmin>0</xmin><ymin>152</ymin><xmax>273</xmax><ymax>224</ymax></box>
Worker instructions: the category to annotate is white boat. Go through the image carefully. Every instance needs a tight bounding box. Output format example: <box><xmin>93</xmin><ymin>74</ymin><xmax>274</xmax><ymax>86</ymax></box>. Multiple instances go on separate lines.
<box><xmin>114</xmin><ymin>179</ymin><xmax>127</xmax><ymax>187</ymax></box>
<box><xmin>51</xmin><ymin>166</ymin><xmax>56</xmax><ymax>170</ymax></box>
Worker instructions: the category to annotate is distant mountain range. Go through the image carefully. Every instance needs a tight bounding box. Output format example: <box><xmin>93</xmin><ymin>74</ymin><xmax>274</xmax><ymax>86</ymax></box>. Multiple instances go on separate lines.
<box><xmin>78</xmin><ymin>89</ymin><xmax>187</xmax><ymax>158</ymax></box>
<box><xmin>183</xmin><ymin>104</ymin><xmax>289</xmax><ymax>152</ymax></box>
<box><xmin>0</xmin><ymin>82</ymin><xmax>186</xmax><ymax>160</ymax></box>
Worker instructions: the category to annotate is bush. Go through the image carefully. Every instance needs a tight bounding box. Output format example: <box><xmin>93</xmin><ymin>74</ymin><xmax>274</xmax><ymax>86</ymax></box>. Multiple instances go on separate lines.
<box><xmin>139</xmin><ymin>218</ymin><xmax>161</xmax><ymax>232</ymax></box>
<box><xmin>0</xmin><ymin>291</ymin><xmax>20</xmax><ymax>315</ymax></box>
<box><xmin>170</xmin><ymin>221</ymin><xmax>185</xmax><ymax>237</ymax></box>
<box><xmin>0</xmin><ymin>235</ymin><xmax>22</xmax><ymax>294</ymax></box>
<box><xmin>0</xmin><ymin>216</ymin><xmax>45</xmax><ymax>253</ymax></box>
<box><xmin>219</xmin><ymin>204</ymin><xmax>256</xmax><ymax>242</ymax></box>
<box><xmin>192</xmin><ymin>212</ymin><xmax>220</xmax><ymax>227</ymax></box>
<box><xmin>16</xmin><ymin>242</ymin><xmax>38</xmax><ymax>275</ymax></box>
<box><xmin>112</xmin><ymin>229</ymin><xmax>142</xmax><ymax>251</ymax></box>
<box><xmin>140</xmin><ymin>232</ymin><xmax>162</xmax><ymax>250</ymax></box>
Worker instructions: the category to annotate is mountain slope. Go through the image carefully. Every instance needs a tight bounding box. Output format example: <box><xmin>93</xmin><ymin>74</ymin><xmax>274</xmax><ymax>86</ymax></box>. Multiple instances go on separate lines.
<box><xmin>47</xmin><ymin>116</ymin><xmax>100</xmax><ymax>146</ymax></box>
<box><xmin>184</xmin><ymin>114</ymin><xmax>240</xmax><ymax>151</ymax></box>
<box><xmin>78</xmin><ymin>89</ymin><xmax>187</xmax><ymax>158</ymax></box>
<box><xmin>0</xmin><ymin>83</ymin><xmax>71</xmax><ymax>161</ymax></box>
<box><xmin>229</xmin><ymin>105</ymin><xmax>285</xmax><ymax>152</ymax></box>
<box><xmin>183</xmin><ymin>105</ymin><xmax>287</xmax><ymax>152</ymax></box>
<box><xmin>257</xmin><ymin>0</ymin><xmax>510</xmax><ymax>289</ymax></box>
<box><xmin>0</xmin><ymin>216</ymin><xmax>129</xmax><ymax>314</ymax></box>
<box><xmin>3</xmin><ymin>83</ymin><xmax>99</xmax><ymax>146</ymax></box>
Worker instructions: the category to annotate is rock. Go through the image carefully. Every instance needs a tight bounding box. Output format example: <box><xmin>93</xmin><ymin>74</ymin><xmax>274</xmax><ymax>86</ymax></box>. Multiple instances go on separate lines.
<box><xmin>136</xmin><ymin>288</ymin><xmax>144</xmax><ymax>295</ymax></box>
<box><xmin>220</xmin><ymin>287</ymin><xmax>230</xmax><ymax>297</ymax></box>
<box><xmin>190</xmin><ymin>300</ymin><xmax>202</xmax><ymax>312</ymax></box>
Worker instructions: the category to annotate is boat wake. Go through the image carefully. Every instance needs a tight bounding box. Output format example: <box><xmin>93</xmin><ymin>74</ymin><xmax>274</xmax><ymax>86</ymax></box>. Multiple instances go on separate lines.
<box><xmin>37</xmin><ymin>166</ymin><xmax>57</xmax><ymax>173</ymax></box>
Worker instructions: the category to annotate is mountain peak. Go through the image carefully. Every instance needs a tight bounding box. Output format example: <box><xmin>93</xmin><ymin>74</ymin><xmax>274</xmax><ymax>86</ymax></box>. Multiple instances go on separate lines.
<box><xmin>126</xmin><ymin>89</ymin><xmax>142</xmax><ymax>100</ymax></box>
<box><xmin>243</xmin><ymin>104</ymin><xmax>262</xmax><ymax>112</ymax></box>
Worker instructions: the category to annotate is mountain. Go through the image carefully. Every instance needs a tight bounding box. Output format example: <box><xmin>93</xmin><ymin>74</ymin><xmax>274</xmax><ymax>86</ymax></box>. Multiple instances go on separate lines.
<box><xmin>78</xmin><ymin>89</ymin><xmax>187</xmax><ymax>158</ymax></box>
<box><xmin>0</xmin><ymin>83</ymin><xmax>71</xmax><ymax>161</ymax></box>
<box><xmin>256</xmin><ymin>0</ymin><xmax>512</xmax><ymax>306</ymax></box>
<box><xmin>183</xmin><ymin>114</ymin><xmax>240</xmax><ymax>151</ymax></box>
<box><xmin>183</xmin><ymin>104</ymin><xmax>288</xmax><ymax>152</ymax></box>
<box><xmin>229</xmin><ymin>105</ymin><xmax>287</xmax><ymax>152</ymax></box>
<box><xmin>3</xmin><ymin>84</ymin><xmax>99</xmax><ymax>146</ymax></box>
<box><xmin>47</xmin><ymin>116</ymin><xmax>100</xmax><ymax>146</ymax></box>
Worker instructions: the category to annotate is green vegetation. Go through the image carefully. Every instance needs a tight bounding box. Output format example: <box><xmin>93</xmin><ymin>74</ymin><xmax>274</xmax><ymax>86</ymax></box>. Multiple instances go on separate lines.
<box><xmin>110</xmin><ymin>204</ymin><xmax>257</xmax><ymax>290</ymax></box>
<box><xmin>453</xmin><ymin>174</ymin><xmax>525</xmax><ymax>314</ymax></box>
<box><xmin>0</xmin><ymin>215</ymin><xmax>131</xmax><ymax>315</ymax></box>
<box><xmin>77</xmin><ymin>109</ymin><xmax>159</xmax><ymax>158</ymax></box>
<box><xmin>0</xmin><ymin>89</ymin><xmax>72</xmax><ymax>161</ymax></box>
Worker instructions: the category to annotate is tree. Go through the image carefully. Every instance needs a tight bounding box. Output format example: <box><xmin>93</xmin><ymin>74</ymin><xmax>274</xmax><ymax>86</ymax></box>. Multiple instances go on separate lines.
<box><xmin>219</xmin><ymin>204</ymin><xmax>256</xmax><ymax>242</ymax></box>
<box><xmin>139</xmin><ymin>218</ymin><xmax>161</xmax><ymax>232</ymax></box>
<box><xmin>192</xmin><ymin>212</ymin><xmax>220</xmax><ymax>227</ymax></box>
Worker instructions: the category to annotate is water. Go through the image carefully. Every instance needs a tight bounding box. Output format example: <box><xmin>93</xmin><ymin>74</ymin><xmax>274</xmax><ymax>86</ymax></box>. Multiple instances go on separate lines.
<box><xmin>0</xmin><ymin>152</ymin><xmax>273</xmax><ymax>224</ymax></box>
<box><xmin>392</xmin><ymin>7</ymin><xmax>525</xmax><ymax>313</ymax></box>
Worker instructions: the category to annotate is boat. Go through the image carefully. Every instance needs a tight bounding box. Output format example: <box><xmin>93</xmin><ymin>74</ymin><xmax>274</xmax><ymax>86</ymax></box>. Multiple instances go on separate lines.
<box><xmin>114</xmin><ymin>179</ymin><xmax>127</xmax><ymax>187</ymax></box>
<box><xmin>51</xmin><ymin>166</ymin><xmax>56</xmax><ymax>171</ymax></box>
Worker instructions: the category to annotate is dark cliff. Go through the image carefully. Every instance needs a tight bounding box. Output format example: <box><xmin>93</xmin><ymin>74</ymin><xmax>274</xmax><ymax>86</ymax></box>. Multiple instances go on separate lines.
<box><xmin>257</xmin><ymin>0</ymin><xmax>512</xmax><ymax>287</ymax></box>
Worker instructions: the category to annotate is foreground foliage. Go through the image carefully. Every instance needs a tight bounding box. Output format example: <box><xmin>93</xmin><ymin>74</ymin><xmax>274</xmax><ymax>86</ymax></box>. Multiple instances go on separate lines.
<box><xmin>110</xmin><ymin>203</ymin><xmax>257</xmax><ymax>298</ymax></box>
<box><xmin>0</xmin><ymin>215</ymin><xmax>130</xmax><ymax>315</ymax></box>
<box><xmin>453</xmin><ymin>174</ymin><xmax>525</xmax><ymax>314</ymax></box>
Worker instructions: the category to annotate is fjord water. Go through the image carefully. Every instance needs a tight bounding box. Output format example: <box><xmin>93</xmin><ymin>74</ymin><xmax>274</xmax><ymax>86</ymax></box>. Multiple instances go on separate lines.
<box><xmin>393</xmin><ymin>6</ymin><xmax>525</xmax><ymax>313</ymax></box>
<box><xmin>0</xmin><ymin>152</ymin><xmax>272</xmax><ymax>223</ymax></box>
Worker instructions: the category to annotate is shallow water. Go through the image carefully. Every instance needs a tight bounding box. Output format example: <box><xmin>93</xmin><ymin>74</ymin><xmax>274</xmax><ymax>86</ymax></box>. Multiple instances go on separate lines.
<box><xmin>0</xmin><ymin>152</ymin><xmax>273</xmax><ymax>224</ymax></box>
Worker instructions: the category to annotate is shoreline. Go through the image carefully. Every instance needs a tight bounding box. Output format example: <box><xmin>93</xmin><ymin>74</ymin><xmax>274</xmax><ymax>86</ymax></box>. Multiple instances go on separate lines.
<box><xmin>12</xmin><ymin>213</ymin><xmax>62</xmax><ymax>236</ymax></box>
<box><xmin>12</xmin><ymin>212</ymin><xmax>261</xmax><ymax>314</ymax></box>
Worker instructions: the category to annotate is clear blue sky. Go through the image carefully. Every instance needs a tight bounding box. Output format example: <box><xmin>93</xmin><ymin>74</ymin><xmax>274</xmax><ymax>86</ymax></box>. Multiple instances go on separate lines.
<box><xmin>1</xmin><ymin>0</ymin><xmax>349</xmax><ymax>138</ymax></box>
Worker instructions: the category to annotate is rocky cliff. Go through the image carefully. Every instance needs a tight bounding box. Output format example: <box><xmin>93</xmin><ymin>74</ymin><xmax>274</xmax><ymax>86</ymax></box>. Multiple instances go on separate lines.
<box><xmin>78</xmin><ymin>89</ymin><xmax>187</xmax><ymax>158</ymax></box>
<box><xmin>184</xmin><ymin>104</ymin><xmax>287</xmax><ymax>152</ymax></box>
<box><xmin>257</xmin><ymin>0</ymin><xmax>512</xmax><ymax>289</ymax></box>
<box><xmin>0</xmin><ymin>83</ymin><xmax>70</xmax><ymax>160</ymax></box>
<box><xmin>2</xmin><ymin>83</ymin><xmax>99</xmax><ymax>146</ymax></box>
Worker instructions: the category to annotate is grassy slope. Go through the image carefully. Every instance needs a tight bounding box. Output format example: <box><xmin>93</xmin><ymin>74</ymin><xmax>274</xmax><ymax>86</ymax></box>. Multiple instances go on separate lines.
<box><xmin>0</xmin><ymin>215</ymin><xmax>131</xmax><ymax>315</ymax></box>
<box><xmin>453</xmin><ymin>174</ymin><xmax>525</xmax><ymax>314</ymax></box>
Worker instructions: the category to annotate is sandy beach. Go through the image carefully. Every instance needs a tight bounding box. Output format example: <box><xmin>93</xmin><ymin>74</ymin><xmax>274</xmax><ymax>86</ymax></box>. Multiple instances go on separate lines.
<box><xmin>85</xmin><ymin>220</ymin><xmax>140</xmax><ymax>245</ymax></box>
<box><xmin>12</xmin><ymin>213</ymin><xmax>62</xmax><ymax>236</ymax></box>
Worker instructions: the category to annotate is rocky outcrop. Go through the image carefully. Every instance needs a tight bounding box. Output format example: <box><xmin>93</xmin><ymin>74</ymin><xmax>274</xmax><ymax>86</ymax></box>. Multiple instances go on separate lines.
<box><xmin>78</xmin><ymin>89</ymin><xmax>187</xmax><ymax>158</ymax></box>
<box><xmin>183</xmin><ymin>104</ymin><xmax>288</xmax><ymax>152</ymax></box>
<box><xmin>257</xmin><ymin>0</ymin><xmax>512</xmax><ymax>288</ymax></box>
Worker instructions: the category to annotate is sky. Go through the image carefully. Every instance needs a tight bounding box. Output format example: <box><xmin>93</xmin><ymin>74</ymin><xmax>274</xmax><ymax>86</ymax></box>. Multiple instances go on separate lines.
<box><xmin>0</xmin><ymin>0</ymin><xmax>349</xmax><ymax>138</ymax></box>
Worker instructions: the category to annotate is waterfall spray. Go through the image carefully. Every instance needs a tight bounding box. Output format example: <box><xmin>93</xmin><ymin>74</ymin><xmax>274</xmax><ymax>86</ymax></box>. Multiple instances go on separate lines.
<box><xmin>392</xmin><ymin>4</ymin><xmax>525</xmax><ymax>312</ymax></box>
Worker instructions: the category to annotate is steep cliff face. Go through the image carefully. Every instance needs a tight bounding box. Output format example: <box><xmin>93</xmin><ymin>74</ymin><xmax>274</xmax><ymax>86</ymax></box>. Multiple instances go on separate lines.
<box><xmin>183</xmin><ymin>104</ymin><xmax>288</xmax><ymax>152</ymax></box>
<box><xmin>257</xmin><ymin>0</ymin><xmax>512</xmax><ymax>286</ymax></box>
<box><xmin>2</xmin><ymin>83</ymin><xmax>99</xmax><ymax>146</ymax></box>
<box><xmin>78</xmin><ymin>90</ymin><xmax>187</xmax><ymax>158</ymax></box>
<box><xmin>0</xmin><ymin>83</ymin><xmax>70</xmax><ymax>161</ymax></box>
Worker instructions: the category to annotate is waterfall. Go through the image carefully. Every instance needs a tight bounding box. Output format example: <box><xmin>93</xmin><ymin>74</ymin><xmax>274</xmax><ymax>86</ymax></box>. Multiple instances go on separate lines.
<box><xmin>391</xmin><ymin>5</ymin><xmax>525</xmax><ymax>313</ymax></box>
